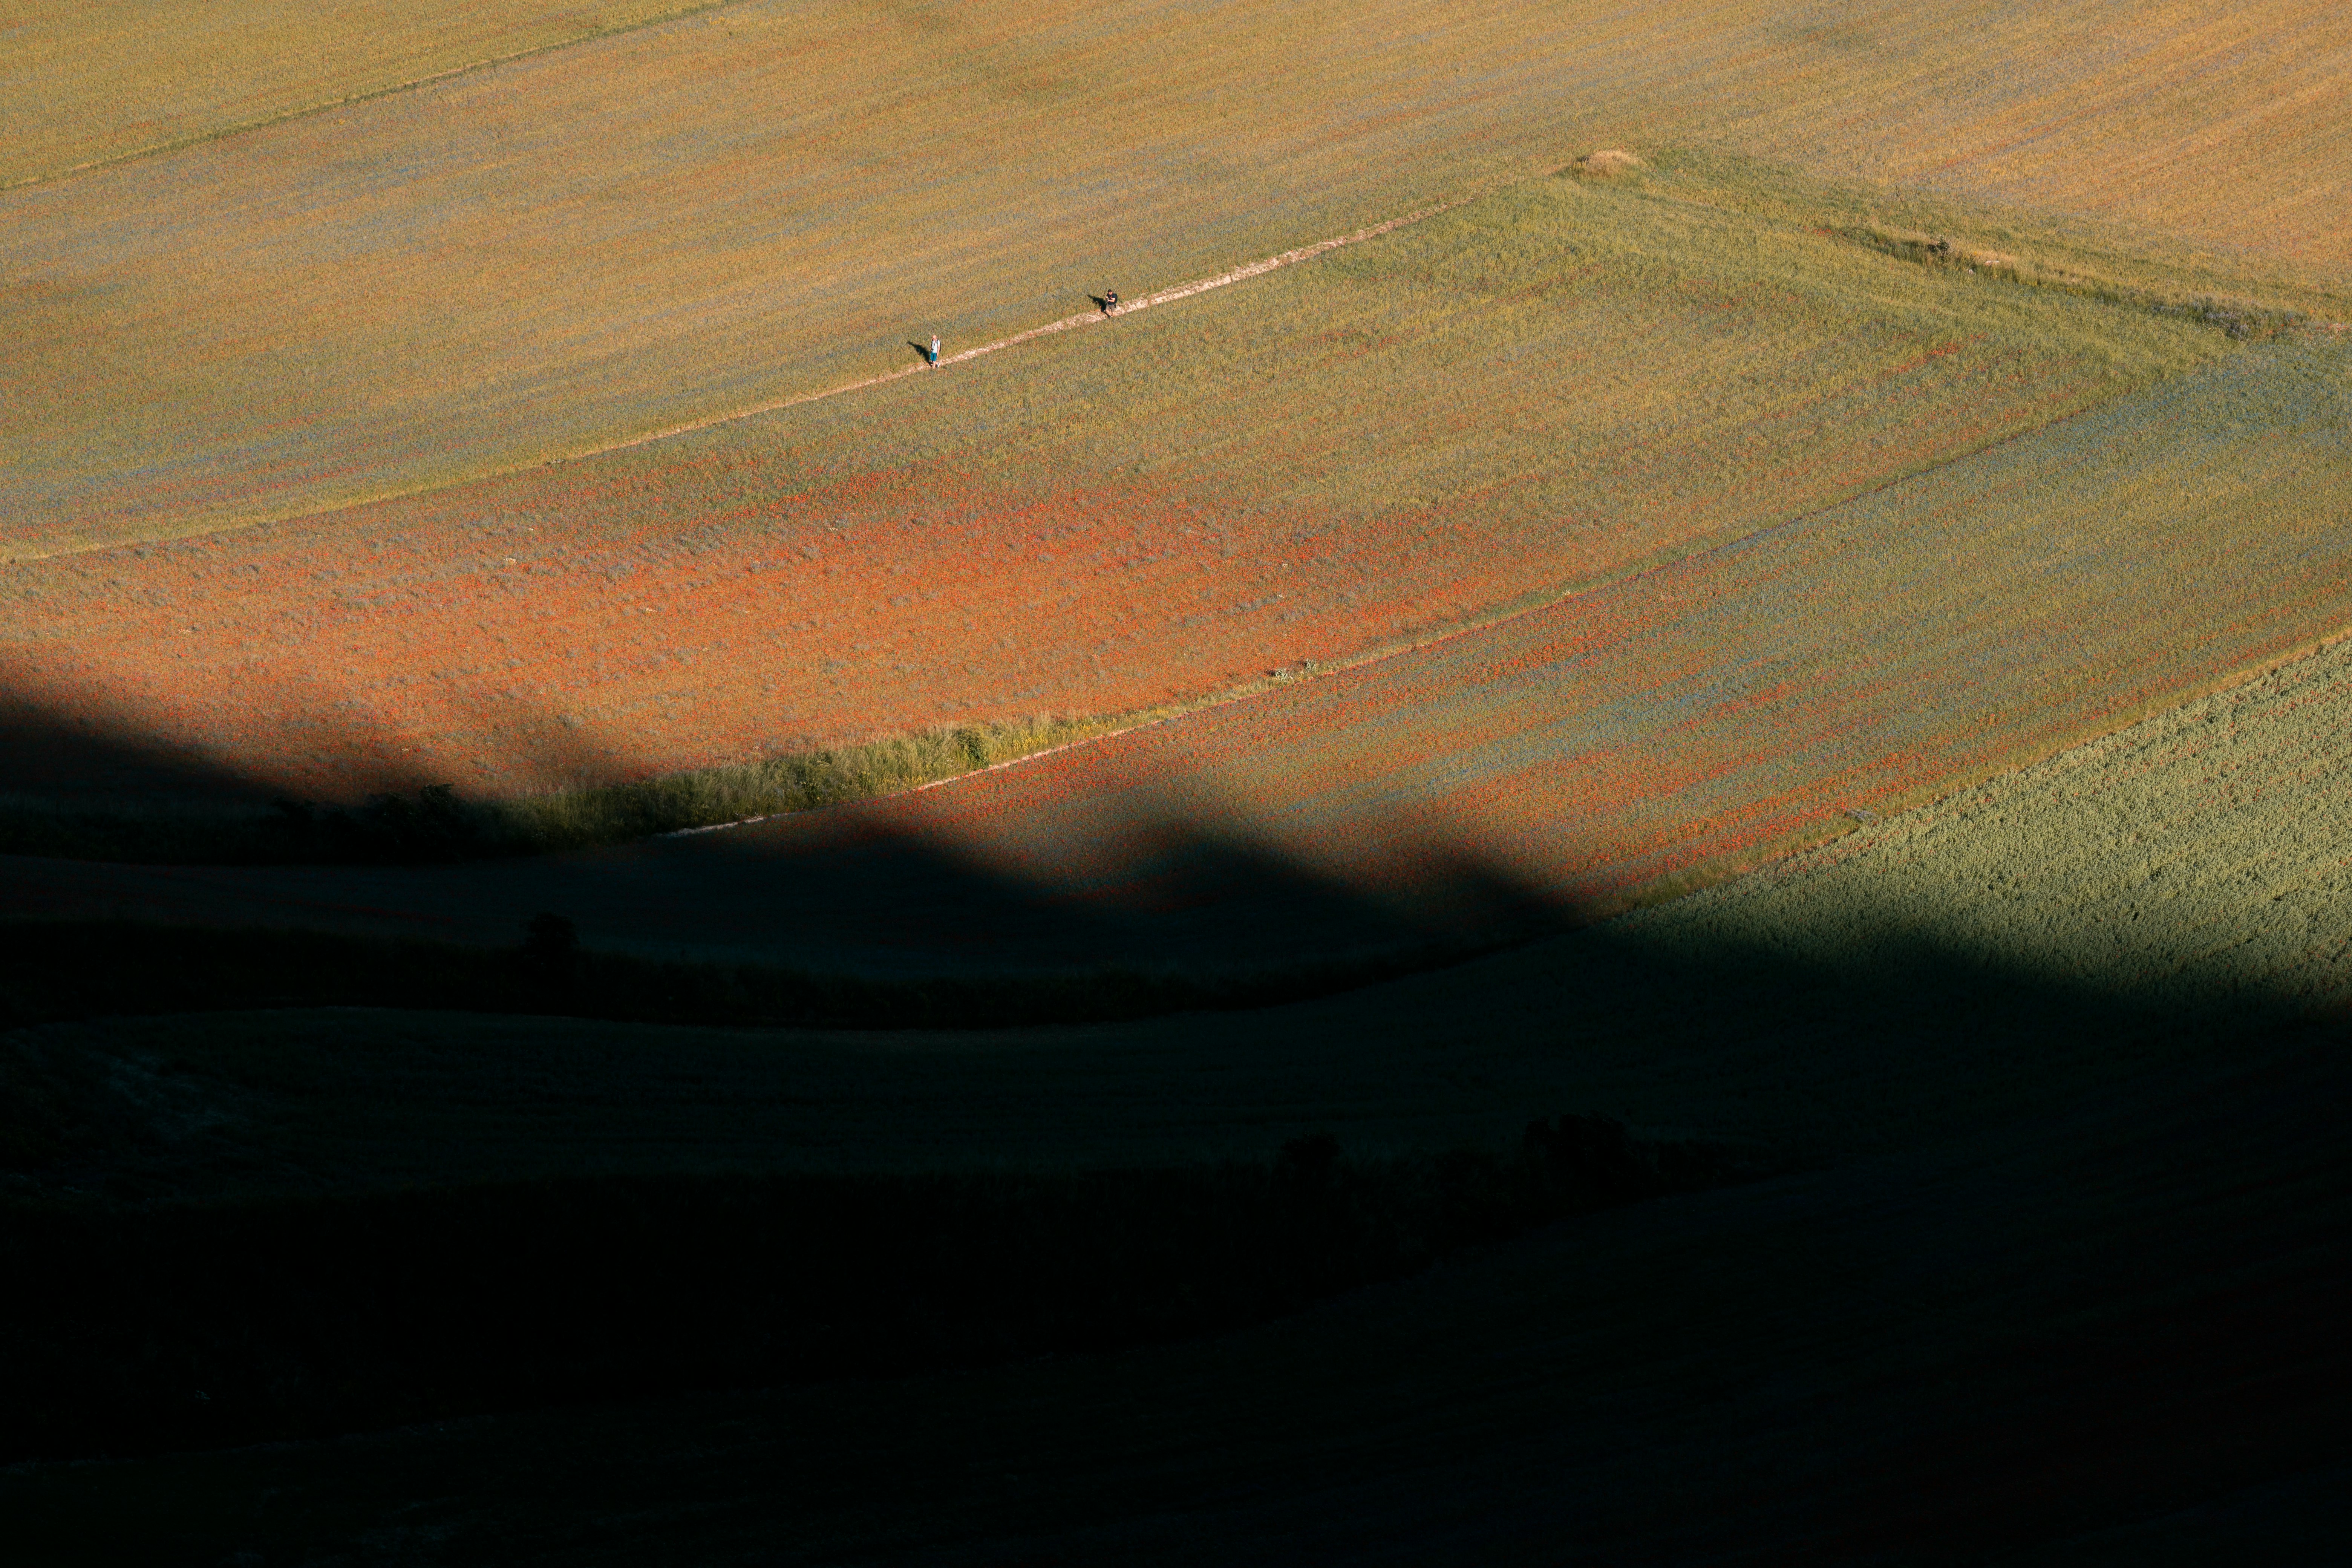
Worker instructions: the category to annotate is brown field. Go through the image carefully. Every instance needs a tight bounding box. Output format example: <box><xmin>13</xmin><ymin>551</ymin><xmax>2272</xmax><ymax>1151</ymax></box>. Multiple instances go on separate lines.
<box><xmin>0</xmin><ymin>170</ymin><xmax>2211</xmax><ymax>801</ymax></box>
<box><xmin>8</xmin><ymin>0</ymin><xmax>2346</xmax><ymax>556</ymax></box>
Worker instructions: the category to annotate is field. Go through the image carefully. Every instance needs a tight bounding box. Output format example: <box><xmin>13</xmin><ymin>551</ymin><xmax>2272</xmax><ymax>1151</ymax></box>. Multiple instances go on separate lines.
<box><xmin>8</xmin><ymin>2</ymin><xmax>2350</xmax><ymax>1559</ymax></box>
<box><xmin>9</xmin><ymin>334</ymin><xmax>2344</xmax><ymax>979</ymax></box>
<box><xmin>8</xmin><ymin>0</ymin><xmax>2347</xmax><ymax>559</ymax></box>
<box><xmin>0</xmin><ymin>164</ymin><xmax>2225</xmax><ymax>804</ymax></box>
<box><xmin>8</xmin><ymin>622</ymin><xmax>2350</xmax><ymax>1561</ymax></box>
<box><xmin>12</xmin><ymin>625</ymin><xmax>2351</xmax><ymax>1205</ymax></box>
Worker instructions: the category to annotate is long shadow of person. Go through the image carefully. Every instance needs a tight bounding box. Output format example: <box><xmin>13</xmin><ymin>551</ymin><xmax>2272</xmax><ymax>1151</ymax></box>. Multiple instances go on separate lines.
<box><xmin>907</xmin><ymin>341</ymin><xmax>933</xmax><ymax>365</ymax></box>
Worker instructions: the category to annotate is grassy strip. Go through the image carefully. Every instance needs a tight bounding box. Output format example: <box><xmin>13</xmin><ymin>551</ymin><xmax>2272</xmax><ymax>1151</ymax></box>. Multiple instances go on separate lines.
<box><xmin>0</xmin><ymin>1120</ymin><xmax>1760</xmax><ymax>1464</ymax></box>
<box><xmin>0</xmin><ymin>712</ymin><xmax>1134</xmax><ymax>865</ymax></box>
<box><xmin>1640</xmin><ymin>144</ymin><xmax>2352</xmax><ymax>325</ymax></box>
<box><xmin>1841</xmin><ymin>225</ymin><xmax>2314</xmax><ymax>341</ymax></box>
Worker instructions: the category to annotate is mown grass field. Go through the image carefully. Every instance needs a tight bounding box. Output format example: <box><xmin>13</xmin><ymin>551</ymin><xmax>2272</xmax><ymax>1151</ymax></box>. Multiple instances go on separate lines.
<box><xmin>0</xmin><ymin>162</ymin><xmax>2225</xmax><ymax>804</ymax></box>
<box><xmin>8</xmin><ymin>0</ymin><xmax>2346</xmax><ymax>557</ymax></box>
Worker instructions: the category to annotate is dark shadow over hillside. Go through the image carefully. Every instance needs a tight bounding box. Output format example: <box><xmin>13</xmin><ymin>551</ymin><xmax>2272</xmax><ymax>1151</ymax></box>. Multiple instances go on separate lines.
<box><xmin>0</xmin><ymin>796</ymin><xmax>1581</xmax><ymax>991</ymax></box>
<box><xmin>0</xmin><ymin>650</ymin><xmax>641</xmax><ymax>828</ymax></box>
<box><xmin>4</xmin><ymin>1006</ymin><xmax>2344</xmax><ymax>1564</ymax></box>
<box><xmin>0</xmin><ymin>696</ymin><xmax>269</xmax><ymax>806</ymax></box>
<box><xmin>4</xmin><ymin>755</ymin><xmax>2344</xmax><ymax>1557</ymax></box>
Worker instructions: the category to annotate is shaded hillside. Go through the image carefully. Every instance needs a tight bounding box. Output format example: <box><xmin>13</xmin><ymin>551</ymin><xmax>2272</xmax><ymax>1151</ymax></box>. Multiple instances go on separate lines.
<box><xmin>8</xmin><ymin>625</ymin><xmax>2347</xmax><ymax>1209</ymax></box>
<box><xmin>7</xmin><ymin>1011</ymin><xmax>2342</xmax><ymax>1565</ymax></box>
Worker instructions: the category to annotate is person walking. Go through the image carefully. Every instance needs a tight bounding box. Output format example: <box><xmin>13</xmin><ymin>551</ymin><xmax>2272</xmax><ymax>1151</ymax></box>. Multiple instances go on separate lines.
<box><xmin>929</xmin><ymin>334</ymin><xmax>940</xmax><ymax>366</ymax></box>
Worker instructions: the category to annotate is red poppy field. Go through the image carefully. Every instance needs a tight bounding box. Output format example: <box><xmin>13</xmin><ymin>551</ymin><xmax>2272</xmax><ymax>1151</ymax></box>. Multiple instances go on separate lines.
<box><xmin>0</xmin><ymin>169</ymin><xmax>2215</xmax><ymax>805</ymax></box>
<box><xmin>11</xmin><ymin>337</ymin><xmax>2345</xmax><ymax>976</ymax></box>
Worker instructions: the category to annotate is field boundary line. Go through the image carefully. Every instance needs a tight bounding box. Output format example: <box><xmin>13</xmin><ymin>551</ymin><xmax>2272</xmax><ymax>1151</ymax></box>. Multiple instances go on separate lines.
<box><xmin>2</xmin><ymin>1</ymin><xmax>744</xmax><ymax>194</ymax></box>
<box><xmin>603</xmin><ymin>194</ymin><xmax>1479</xmax><ymax>459</ymax></box>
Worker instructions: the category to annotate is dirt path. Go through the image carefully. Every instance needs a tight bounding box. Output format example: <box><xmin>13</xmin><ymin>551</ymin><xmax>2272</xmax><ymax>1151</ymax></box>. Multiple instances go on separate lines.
<box><xmin>593</xmin><ymin>195</ymin><xmax>1477</xmax><ymax>458</ymax></box>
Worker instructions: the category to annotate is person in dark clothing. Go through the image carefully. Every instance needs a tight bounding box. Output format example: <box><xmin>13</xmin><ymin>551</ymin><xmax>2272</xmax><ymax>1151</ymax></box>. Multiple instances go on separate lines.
<box><xmin>1102</xmin><ymin>290</ymin><xmax>1119</xmax><ymax>315</ymax></box>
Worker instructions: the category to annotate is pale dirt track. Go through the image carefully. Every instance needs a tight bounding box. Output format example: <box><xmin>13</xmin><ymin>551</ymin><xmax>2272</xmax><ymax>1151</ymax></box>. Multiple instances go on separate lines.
<box><xmin>597</xmin><ymin>196</ymin><xmax>1474</xmax><ymax>461</ymax></box>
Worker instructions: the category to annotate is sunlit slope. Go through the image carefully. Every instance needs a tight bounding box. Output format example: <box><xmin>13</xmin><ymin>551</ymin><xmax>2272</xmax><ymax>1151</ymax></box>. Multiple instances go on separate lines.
<box><xmin>6</xmin><ymin>339</ymin><xmax>2348</xmax><ymax>980</ymax></box>
<box><xmin>14</xmin><ymin>628</ymin><xmax>2348</xmax><ymax>1202</ymax></box>
<box><xmin>853</xmin><ymin>338</ymin><xmax>2349</xmax><ymax>933</ymax></box>
<box><xmin>8</xmin><ymin>0</ymin><xmax>2347</xmax><ymax>554</ymax></box>
<box><xmin>0</xmin><ymin>172</ymin><xmax>2216</xmax><ymax>798</ymax></box>
<box><xmin>0</xmin><ymin>2</ymin><xmax>708</xmax><ymax>187</ymax></box>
